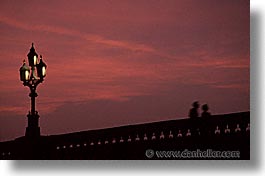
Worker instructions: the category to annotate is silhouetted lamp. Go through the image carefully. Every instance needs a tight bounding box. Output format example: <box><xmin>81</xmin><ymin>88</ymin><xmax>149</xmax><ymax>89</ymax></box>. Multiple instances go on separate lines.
<box><xmin>37</xmin><ymin>55</ymin><xmax>47</xmax><ymax>79</ymax></box>
<box><xmin>19</xmin><ymin>43</ymin><xmax>47</xmax><ymax>138</ymax></box>
<box><xmin>19</xmin><ymin>60</ymin><xmax>30</xmax><ymax>81</ymax></box>
<box><xmin>27</xmin><ymin>43</ymin><xmax>38</xmax><ymax>67</ymax></box>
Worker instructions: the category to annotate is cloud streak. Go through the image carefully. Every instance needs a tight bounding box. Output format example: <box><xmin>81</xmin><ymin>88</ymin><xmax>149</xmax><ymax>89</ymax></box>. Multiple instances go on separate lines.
<box><xmin>0</xmin><ymin>15</ymin><xmax>155</xmax><ymax>53</ymax></box>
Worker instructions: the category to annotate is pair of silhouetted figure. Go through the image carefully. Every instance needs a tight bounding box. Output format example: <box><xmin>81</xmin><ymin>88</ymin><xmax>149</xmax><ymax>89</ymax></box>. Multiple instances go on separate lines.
<box><xmin>189</xmin><ymin>101</ymin><xmax>211</xmax><ymax>119</ymax></box>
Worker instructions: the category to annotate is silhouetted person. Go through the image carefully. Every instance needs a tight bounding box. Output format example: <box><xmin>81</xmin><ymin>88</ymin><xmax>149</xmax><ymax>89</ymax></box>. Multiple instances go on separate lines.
<box><xmin>200</xmin><ymin>104</ymin><xmax>211</xmax><ymax>135</ymax></box>
<box><xmin>201</xmin><ymin>104</ymin><xmax>211</xmax><ymax>118</ymax></box>
<box><xmin>189</xmin><ymin>101</ymin><xmax>200</xmax><ymax>119</ymax></box>
<box><xmin>189</xmin><ymin>101</ymin><xmax>200</xmax><ymax>134</ymax></box>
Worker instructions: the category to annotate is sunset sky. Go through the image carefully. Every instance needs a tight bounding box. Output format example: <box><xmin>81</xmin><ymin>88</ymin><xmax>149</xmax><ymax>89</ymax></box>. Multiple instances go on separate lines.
<box><xmin>0</xmin><ymin>0</ymin><xmax>249</xmax><ymax>141</ymax></box>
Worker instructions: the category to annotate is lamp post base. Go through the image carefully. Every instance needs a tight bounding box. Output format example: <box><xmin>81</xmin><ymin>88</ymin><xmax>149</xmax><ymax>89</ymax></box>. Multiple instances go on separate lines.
<box><xmin>25</xmin><ymin>113</ymin><xmax>40</xmax><ymax>138</ymax></box>
<box><xmin>25</xmin><ymin>127</ymin><xmax>40</xmax><ymax>138</ymax></box>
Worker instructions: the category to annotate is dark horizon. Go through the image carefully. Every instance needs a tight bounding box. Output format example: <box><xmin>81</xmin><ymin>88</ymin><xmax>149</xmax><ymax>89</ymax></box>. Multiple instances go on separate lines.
<box><xmin>0</xmin><ymin>111</ymin><xmax>250</xmax><ymax>160</ymax></box>
<box><xmin>0</xmin><ymin>110</ymin><xmax>249</xmax><ymax>143</ymax></box>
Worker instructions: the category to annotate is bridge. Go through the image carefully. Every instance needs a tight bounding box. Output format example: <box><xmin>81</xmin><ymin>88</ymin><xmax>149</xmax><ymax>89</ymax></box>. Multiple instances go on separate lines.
<box><xmin>0</xmin><ymin>111</ymin><xmax>250</xmax><ymax>160</ymax></box>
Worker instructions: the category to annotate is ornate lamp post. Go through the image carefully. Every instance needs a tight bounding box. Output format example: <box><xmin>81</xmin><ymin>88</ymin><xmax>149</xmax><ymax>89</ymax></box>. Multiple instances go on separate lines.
<box><xmin>19</xmin><ymin>43</ymin><xmax>47</xmax><ymax>138</ymax></box>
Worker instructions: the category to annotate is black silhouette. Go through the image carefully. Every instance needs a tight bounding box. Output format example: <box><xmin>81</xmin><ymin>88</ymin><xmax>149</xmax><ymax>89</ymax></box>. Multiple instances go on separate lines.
<box><xmin>201</xmin><ymin>104</ymin><xmax>211</xmax><ymax>118</ymax></box>
<box><xmin>19</xmin><ymin>44</ymin><xmax>47</xmax><ymax>138</ymax></box>
<box><xmin>189</xmin><ymin>101</ymin><xmax>199</xmax><ymax>119</ymax></box>
<box><xmin>0</xmin><ymin>111</ymin><xmax>250</xmax><ymax>160</ymax></box>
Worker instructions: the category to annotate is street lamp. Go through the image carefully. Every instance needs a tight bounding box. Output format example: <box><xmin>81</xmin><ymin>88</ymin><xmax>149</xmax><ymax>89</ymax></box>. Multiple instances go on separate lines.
<box><xmin>19</xmin><ymin>43</ymin><xmax>47</xmax><ymax>138</ymax></box>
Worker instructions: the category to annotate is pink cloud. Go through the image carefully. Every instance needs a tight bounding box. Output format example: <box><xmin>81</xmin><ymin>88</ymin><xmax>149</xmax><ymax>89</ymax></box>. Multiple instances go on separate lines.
<box><xmin>0</xmin><ymin>15</ymin><xmax>155</xmax><ymax>53</ymax></box>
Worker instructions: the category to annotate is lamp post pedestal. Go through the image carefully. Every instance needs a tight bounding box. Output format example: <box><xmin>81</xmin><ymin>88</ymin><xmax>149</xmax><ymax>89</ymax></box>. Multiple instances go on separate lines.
<box><xmin>26</xmin><ymin>113</ymin><xmax>40</xmax><ymax>138</ymax></box>
<box><xmin>25</xmin><ymin>88</ymin><xmax>40</xmax><ymax>138</ymax></box>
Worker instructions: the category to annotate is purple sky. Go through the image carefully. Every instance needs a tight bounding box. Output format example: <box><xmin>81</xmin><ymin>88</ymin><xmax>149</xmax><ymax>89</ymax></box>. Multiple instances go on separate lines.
<box><xmin>0</xmin><ymin>0</ymin><xmax>249</xmax><ymax>141</ymax></box>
